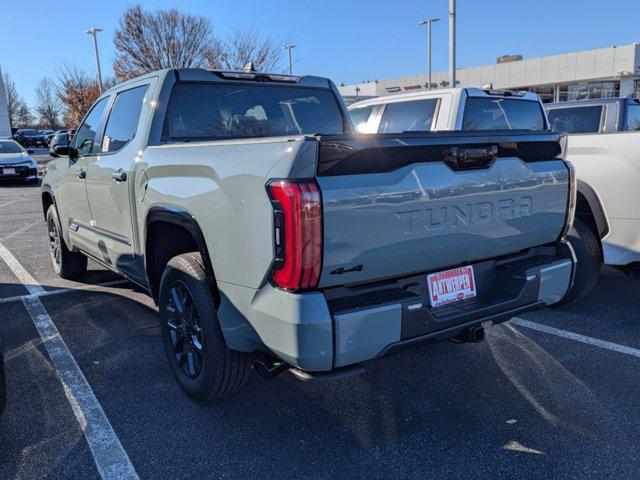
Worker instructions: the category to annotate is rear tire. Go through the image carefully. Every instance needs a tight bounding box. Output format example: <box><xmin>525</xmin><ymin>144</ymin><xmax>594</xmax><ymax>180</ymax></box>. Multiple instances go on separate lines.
<box><xmin>46</xmin><ymin>205</ymin><xmax>87</xmax><ymax>280</ymax></box>
<box><xmin>556</xmin><ymin>218</ymin><xmax>602</xmax><ymax>306</ymax></box>
<box><xmin>159</xmin><ymin>252</ymin><xmax>251</xmax><ymax>401</ymax></box>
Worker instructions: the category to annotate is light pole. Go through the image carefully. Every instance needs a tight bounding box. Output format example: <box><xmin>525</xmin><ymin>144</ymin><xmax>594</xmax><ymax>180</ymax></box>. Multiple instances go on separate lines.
<box><xmin>418</xmin><ymin>18</ymin><xmax>440</xmax><ymax>90</ymax></box>
<box><xmin>85</xmin><ymin>28</ymin><xmax>103</xmax><ymax>93</ymax></box>
<box><xmin>283</xmin><ymin>44</ymin><xmax>296</xmax><ymax>75</ymax></box>
<box><xmin>449</xmin><ymin>0</ymin><xmax>456</xmax><ymax>87</ymax></box>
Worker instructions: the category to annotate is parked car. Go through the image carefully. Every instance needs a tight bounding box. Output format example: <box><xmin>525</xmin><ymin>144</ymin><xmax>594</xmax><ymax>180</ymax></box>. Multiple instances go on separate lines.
<box><xmin>545</xmin><ymin>98</ymin><xmax>640</xmax><ymax>292</ymax></box>
<box><xmin>42</xmin><ymin>68</ymin><xmax>576</xmax><ymax>400</ymax></box>
<box><xmin>42</xmin><ymin>130</ymin><xmax>56</xmax><ymax>143</ymax></box>
<box><xmin>49</xmin><ymin>132</ymin><xmax>69</xmax><ymax>157</ymax></box>
<box><xmin>348</xmin><ymin>87</ymin><xmax>547</xmax><ymax>134</ymax></box>
<box><xmin>13</xmin><ymin>129</ymin><xmax>48</xmax><ymax>147</ymax></box>
<box><xmin>348</xmin><ymin>88</ymin><xmax>596</xmax><ymax>304</ymax></box>
<box><xmin>0</xmin><ymin>139</ymin><xmax>38</xmax><ymax>183</ymax></box>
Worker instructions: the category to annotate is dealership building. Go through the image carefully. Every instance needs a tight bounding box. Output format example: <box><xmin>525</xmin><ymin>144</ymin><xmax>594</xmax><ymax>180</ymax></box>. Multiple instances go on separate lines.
<box><xmin>339</xmin><ymin>42</ymin><xmax>640</xmax><ymax>105</ymax></box>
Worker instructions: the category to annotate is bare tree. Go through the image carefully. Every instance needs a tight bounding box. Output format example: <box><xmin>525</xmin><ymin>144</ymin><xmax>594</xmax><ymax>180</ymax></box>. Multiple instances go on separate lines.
<box><xmin>211</xmin><ymin>27</ymin><xmax>284</xmax><ymax>72</ymax></box>
<box><xmin>113</xmin><ymin>5</ymin><xmax>284</xmax><ymax>80</ymax></box>
<box><xmin>113</xmin><ymin>5</ymin><xmax>218</xmax><ymax>81</ymax></box>
<box><xmin>35</xmin><ymin>77</ymin><xmax>62</xmax><ymax>129</ymax></box>
<box><xmin>55</xmin><ymin>62</ymin><xmax>115</xmax><ymax>127</ymax></box>
<box><xmin>3</xmin><ymin>71</ymin><xmax>29</xmax><ymax>128</ymax></box>
<box><xmin>15</xmin><ymin>104</ymin><xmax>34</xmax><ymax>128</ymax></box>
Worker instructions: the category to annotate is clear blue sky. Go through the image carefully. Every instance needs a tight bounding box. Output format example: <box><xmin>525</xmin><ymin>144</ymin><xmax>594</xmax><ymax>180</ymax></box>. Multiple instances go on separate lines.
<box><xmin>2</xmin><ymin>0</ymin><xmax>639</xmax><ymax>108</ymax></box>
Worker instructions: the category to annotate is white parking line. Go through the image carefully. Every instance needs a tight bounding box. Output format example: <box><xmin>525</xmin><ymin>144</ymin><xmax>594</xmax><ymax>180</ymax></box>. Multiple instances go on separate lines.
<box><xmin>0</xmin><ymin>242</ymin><xmax>44</xmax><ymax>296</ymax></box>
<box><xmin>0</xmin><ymin>199</ymin><xmax>18</xmax><ymax>209</ymax></box>
<box><xmin>0</xmin><ymin>279</ymin><xmax>129</xmax><ymax>305</ymax></box>
<box><xmin>1</xmin><ymin>221</ymin><xmax>37</xmax><ymax>242</ymax></box>
<box><xmin>0</xmin><ymin>241</ymin><xmax>139</xmax><ymax>480</ymax></box>
<box><xmin>511</xmin><ymin>317</ymin><xmax>640</xmax><ymax>359</ymax></box>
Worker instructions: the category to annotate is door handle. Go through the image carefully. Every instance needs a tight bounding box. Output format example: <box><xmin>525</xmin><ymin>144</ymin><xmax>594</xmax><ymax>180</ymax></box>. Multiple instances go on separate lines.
<box><xmin>76</xmin><ymin>169</ymin><xmax>86</xmax><ymax>179</ymax></box>
<box><xmin>112</xmin><ymin>169</ymin><xmax>127</xmax><ymax>182</ymax></box>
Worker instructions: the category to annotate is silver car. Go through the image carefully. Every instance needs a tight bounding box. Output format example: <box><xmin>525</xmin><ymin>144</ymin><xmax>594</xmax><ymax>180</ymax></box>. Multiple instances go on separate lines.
<box><xmin>0</xmin><ymin>139</ymin><xmax>38</xmax><ymax>183</ymax></box>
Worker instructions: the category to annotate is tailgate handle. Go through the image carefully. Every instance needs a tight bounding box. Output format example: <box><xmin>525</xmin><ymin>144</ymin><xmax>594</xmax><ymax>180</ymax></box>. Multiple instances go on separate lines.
<box><xmin>444</xmin><ymin>145</ymin><xmax>498</xmax><ymax>170</ymax></box>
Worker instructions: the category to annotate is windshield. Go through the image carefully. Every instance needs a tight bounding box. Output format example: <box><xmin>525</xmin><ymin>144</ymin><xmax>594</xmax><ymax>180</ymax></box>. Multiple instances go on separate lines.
<box><xmin>19</xmin><ymin>130</ymin><xmax>41</xmax><ymax>136</ymax></box>
<box><xmin>162</xmin><ymin>83</ymin><xmax>346</xmax><ymax>142</ymax></box>
<box><xmin>462</xmin><ymin>97</ymin><xmax>545</xmax><ymax>131</ymax></box>
<box><xmin>0</xmin><ymin>141</ymin><xmax>25</xmax><ymax>154</ymax></box>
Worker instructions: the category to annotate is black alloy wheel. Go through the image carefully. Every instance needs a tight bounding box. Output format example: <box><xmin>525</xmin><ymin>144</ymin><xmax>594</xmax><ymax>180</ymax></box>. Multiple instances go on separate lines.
<box><xmin>165</xmin><ymin>280</ymin><xmax>204</xmax><ymax>379</ymax></box>
<box><xmin>47</xmin><ymin>212</ymin><xmax>62</xmax><ymax>270</ymax></box>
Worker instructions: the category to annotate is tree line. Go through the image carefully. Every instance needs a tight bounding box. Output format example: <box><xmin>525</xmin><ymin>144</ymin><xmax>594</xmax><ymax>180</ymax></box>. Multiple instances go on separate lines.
<box><xmin>4</xmin><ymin>4</ymin><xmax>284</xmax><ymax>130</ymax></box>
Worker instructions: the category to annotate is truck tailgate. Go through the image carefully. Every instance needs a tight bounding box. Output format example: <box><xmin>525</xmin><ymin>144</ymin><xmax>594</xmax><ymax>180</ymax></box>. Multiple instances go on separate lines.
<box><xmin>316</xmin><ymin>132</ymin><xmax>569</xmax><ymax>288</ymax></box>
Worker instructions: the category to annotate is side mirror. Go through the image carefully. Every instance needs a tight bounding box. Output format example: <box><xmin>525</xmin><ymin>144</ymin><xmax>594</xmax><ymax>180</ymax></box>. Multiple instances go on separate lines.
<box><xmin>51</xmin><ymin>145</ymin><xmax>75</xmax><ymax>158</ymax></box>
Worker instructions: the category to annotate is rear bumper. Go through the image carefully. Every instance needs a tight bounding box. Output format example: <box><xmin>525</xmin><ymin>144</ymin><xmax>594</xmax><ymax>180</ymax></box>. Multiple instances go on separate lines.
<box><xmin>219</xmin><ymin>242</ymin><xmax>575</xmax><ymax>372</ymax></box>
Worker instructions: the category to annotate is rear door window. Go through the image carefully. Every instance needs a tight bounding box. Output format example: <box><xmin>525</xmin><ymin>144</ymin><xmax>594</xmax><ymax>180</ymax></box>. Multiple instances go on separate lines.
<box><xmin>162</xmin><ymin>83</ymin><xmax>345</xmax><ymax>141</ymax></box>
<box><xmin>101</xmin><ymin>85</ymin><xmax>148</xmax><ymax>153</ymax></box>
<box><xmin>625</xmin><ymin>104</ymin><xmax>640</xmax><ymax>131</ymax></box>
<box><xmin>462</xmin><ymin>97</ymin><xmax>545</xmax><ymax>131</ymax></box>
<box><xmin>547</xmin><ymin>106</ymin><xmax>603</xmax><ymax>134</ymax></box>
<box><xmin>378</xmin><ymin>99</ymin><xmax>438</xmax><ymax>133</ymax></box>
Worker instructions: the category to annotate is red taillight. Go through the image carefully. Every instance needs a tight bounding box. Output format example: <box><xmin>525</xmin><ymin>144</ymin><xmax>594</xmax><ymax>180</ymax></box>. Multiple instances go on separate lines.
<box><xmin>267</xmin><ymin>179</ymin><xmax>322</xmax><ymax>290</ymax></box>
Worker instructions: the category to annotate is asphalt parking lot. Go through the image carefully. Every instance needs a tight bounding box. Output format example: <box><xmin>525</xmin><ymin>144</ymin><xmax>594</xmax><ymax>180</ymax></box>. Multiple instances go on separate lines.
<box><xmin>2</xmin><ymin>174</ymin><xmax>640</xmax><ymax>479</ymax></box>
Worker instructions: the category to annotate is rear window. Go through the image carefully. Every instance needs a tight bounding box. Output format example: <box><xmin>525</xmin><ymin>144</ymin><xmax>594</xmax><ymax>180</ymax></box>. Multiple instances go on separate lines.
<box><xmin>462</xmin><ymin>97</ymin><xmax>545</xmax><ymax>131</ymax></box>
<box><xmin>379</xmin><ymin>99</ymin><xmax>439</xmax><ymax>133</ymax></box>
<box><xmin>547</xmin><ymin>106</ymin><xmax>603</xmax><ymax>134</ymax></box>
<box><xmin>162</xmin><ymin>83</ymin><xmax>346</xmax><ymax>141</ymax></box>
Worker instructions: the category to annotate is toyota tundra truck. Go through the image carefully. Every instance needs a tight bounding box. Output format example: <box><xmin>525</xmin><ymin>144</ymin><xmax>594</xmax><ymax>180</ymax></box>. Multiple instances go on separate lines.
<box><xmin>41</xmin><ymin>69</ymin><xmax>576</xmax><ymax>400</ymax></box>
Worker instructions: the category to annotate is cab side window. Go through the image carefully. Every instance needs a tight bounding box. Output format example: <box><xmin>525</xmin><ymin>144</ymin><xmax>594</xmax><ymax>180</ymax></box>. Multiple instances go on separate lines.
<box><xmin>101</xmin><ymin>85</ymin><xmax>149</xmax><ymax>153</ymax></box>
<box><xmin>350</xmin><ymin>106</ymin><xmax>374</xmax><ymax>133</ymax></box>
<box><xmin>547</xmin><ymin>106</ymin><xmax>603</xmax><ymax>134</ymax></box>
<box><xmin>74</xmin><ymin>97</ymin><xmax>109</xmax><ymax>156</ymax></box>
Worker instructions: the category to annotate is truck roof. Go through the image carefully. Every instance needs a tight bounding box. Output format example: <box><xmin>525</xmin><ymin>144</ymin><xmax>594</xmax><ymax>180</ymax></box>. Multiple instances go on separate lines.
<box><xmin>102</xmin><ymin>68</ymin><xmax>334</xmax><ymax>96</ymax></box>
<box><xmin>546</xmin><ymin>97</ymin><xmax>640</xmax><ymax>108</ymax></box>
<box><xmin>349</xmin><ymin>87</ymin><xmax>541</xmax><ymax>110</ymax></box>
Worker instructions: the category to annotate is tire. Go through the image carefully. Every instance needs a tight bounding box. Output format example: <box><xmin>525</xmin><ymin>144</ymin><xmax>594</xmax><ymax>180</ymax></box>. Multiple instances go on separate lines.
<box><xmin>556</xmin><ymin>218</ymin><xmax>603</xmax><ymax>306</ymax></box>
<box><xmin>159</xmin><ymin>252</ymin><xmax>251</xmax><ymax>401</ymax></box>
<box><xmin>46</xmin><ymin>205</ymin><xmax>87</xmax><ymax>280</ymax></box>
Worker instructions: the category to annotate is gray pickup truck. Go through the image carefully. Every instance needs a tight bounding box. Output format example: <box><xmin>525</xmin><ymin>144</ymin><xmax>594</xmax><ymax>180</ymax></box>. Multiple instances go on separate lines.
<box><xmin>42</xmin><ymin>68</ymin><xmax>576</xmax><ymax>400</ymax></box>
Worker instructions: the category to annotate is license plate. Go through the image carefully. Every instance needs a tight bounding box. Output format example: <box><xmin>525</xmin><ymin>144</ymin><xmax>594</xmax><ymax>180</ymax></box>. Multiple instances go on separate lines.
<box><xmin>427</xmin><ymin>266</ymin><xmax>476</xmax><ymax>308</ymax></box>
<box><xmin>2</xmin><ymin>168</ymin><xmax>15</xmax><ymax>175</ymax></box>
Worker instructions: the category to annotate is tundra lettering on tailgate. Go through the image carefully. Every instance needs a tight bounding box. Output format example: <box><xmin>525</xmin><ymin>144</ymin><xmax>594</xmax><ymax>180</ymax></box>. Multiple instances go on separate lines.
<box><xmin>396</xmin><ymin>196</ymin><xmax>533</xmax><ymax>234</ymax></box>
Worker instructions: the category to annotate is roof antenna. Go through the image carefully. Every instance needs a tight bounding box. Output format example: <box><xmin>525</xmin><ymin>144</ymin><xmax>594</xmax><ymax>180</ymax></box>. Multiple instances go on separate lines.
<box><xmin>243</xmin><ymin>61</ymin><xmax>256</xmax><ymax>72</ymax></box>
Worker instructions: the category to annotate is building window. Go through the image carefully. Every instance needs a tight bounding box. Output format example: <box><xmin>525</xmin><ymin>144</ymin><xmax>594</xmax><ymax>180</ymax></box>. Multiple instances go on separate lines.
<box><xmin>563</xmin><ymin>81</ymin><xmax>619</xmax><ymax>102</ymax></box>
<box><xmin>523</xmin><ymin>85</ymin><xmax>555</xmax><ymax>103</ymax></box>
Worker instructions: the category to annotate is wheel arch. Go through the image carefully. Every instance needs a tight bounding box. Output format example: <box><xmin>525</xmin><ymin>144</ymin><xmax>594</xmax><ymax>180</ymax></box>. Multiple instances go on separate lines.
<box><xmin>41</xmin><ymin>184</ymin><xmax>56</xmax><ymax>219</ymax></box>
<box><xmin>576</xmin><ymin>180</ymin><xmax>609</xmax><ymax>241</ymax></box>
<box><xmin>144</xmin><ymin>206</ymin><xmax>219</xmax><ymax>305</ymax></box>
